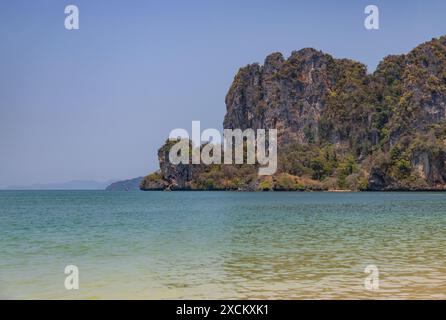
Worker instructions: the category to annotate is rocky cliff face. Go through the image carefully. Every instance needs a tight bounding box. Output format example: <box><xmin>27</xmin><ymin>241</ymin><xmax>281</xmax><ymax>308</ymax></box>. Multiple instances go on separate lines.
<box><xmin>224</xmin><ymin>48</ymin><xmax>371</xmax><ymax>146</ymax></box>
<box><xmin>141</xmin><ymin>36</ymin><xmax>446</xmax><ymax>191</ymax></box>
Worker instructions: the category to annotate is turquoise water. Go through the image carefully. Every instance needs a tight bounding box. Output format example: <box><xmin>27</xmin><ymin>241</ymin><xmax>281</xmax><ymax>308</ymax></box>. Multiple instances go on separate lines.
<box><xmin>1</xmin><ymin>191</ymin><xmax>446</xmax><ymax>299</ymax></box>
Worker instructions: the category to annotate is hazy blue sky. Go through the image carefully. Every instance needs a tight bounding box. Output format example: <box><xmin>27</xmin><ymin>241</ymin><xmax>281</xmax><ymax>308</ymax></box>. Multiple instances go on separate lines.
<box><xmin>1</xmin><ymin>0</ymin><xmax>446</xmax><ymax>187</ymax></box>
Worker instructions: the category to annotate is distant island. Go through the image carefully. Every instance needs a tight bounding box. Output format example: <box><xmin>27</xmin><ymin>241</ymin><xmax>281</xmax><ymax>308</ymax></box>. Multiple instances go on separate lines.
<box><xmin>3</xmin><ymin>180</ymin><xmax>115</xmax><ymax>190</ymax></box>
<box><xmin>141</xmin><ymin>36</ymin><xmax>446</xmax><ymax>191</ymax></box>
<box><xmin>105</xmin><ymin>177</ymin><xmax>143</xmax><ymax>191</ymax></box>
<box><xmin>2</xmin><ymin>178</ymin><xmax>144</xmax><ymax>191</ymax></box>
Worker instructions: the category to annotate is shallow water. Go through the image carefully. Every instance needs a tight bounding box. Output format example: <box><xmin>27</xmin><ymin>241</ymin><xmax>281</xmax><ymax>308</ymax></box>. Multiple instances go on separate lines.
<box><xmin>1</xmin><ymin>191</ymin><xmax>445</xmax><ymax>299</ymax></box>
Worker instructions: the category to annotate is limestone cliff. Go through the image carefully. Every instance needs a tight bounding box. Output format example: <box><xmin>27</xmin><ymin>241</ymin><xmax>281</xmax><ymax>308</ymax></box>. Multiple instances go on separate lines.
<box><xmin>141</xmin><ymin>36</ymin><xmax>446</xmax><ymax>191</ymax></box>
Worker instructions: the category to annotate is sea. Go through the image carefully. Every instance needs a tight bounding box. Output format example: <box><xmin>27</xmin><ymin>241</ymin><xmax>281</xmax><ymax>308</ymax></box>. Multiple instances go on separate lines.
<box><xmin>1</xmin><ymin>191</ymin><xmax>445</xmax><ymax>299</ymax></box>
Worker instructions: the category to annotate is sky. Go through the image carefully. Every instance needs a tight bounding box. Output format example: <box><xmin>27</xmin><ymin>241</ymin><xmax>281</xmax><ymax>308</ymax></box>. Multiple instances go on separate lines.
<box><xmin>1</xmin><ymin>0</ymin><xmax>446</xmax><ymax>187</ymax></box>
